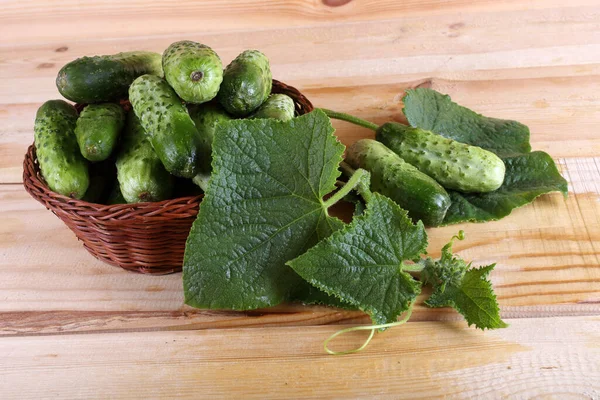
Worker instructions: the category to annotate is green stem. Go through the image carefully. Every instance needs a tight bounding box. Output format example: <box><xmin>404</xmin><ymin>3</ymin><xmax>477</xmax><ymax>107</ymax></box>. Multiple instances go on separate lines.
<box><xmin>320</xmin><ymin>108</ymin><xmax>379</xmax><ymax>131</ymax></box>
<box><xmin>339</xmin><ymin>162</ymin><xmax>373</xmax><ymax>204</ymax></box>
<box><xmin>402</xmin><ymin>263</ymin><xmax>425</xmax><ymax>273</ymax></box>
<box><xmin>339</xmin><ymin>161</ymin><xmax>356</xmax><ymax>178</ymax></box>
<box><xmin>324</xmin><ymin>303</ymin><xmax>415</xmax><ymax>355</ymax></box>
<box><xmin>323</xmin><ymin>168</ymin><xmax>368</xmax><ymax>209</ymax></box>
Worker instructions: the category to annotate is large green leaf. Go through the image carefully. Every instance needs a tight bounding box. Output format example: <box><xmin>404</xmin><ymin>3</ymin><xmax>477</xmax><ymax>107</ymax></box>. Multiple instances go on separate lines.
<box><xmin>183</xmin><ymin>110</ymin><xmax>345</xmax><ymax>310</ymax></box>
<box><xmin>403</xmin><ymin>88</ymin><xmax>567</xmax><ymax>224</ymax></box>
<box><xmin>288</xmin><ymin>193</ymin><xmax>427</xmax><ymax>325</ymax></box>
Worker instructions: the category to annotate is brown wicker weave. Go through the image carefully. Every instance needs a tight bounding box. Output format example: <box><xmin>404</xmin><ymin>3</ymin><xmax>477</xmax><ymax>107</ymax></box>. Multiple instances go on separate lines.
<box><xmin>23</xmin><ymin>80</ymin><xmax>314</xmax><ymax>275</ymax></box>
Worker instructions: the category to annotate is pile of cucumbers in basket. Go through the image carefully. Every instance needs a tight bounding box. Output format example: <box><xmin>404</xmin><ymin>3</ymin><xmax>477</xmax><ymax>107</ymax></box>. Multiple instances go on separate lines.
<box><xmin>34</xmin><ymin>40</ymin><xmax>295</xmax><ymax>204</ymax></box>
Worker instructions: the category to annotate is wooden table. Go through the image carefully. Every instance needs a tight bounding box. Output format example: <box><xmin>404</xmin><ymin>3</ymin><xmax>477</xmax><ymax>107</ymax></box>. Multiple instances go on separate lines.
<box><xmin>1</xmin><ymin>1</ymin><xmax>599</xmax><ymax>398</ymax></box>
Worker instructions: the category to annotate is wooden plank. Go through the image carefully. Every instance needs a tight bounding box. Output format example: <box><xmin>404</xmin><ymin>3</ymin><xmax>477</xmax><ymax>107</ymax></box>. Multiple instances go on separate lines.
<box><xmin>3</xmin><ymin>71</ymin><xmax>600</xmax><ymax>183</ymax></box>
<box><xmin>2</xmin><ymin>5</ymin><xmax>600</xmax><ymax>105</ymax></box>
<box><xmin>0</xmin><ymin>316</ymin><xmax>598</xmax><ymax>399</ymax></box>
<box><xmin>1</xmin><ymin>148</ymin><xmax>598</xmax><ymax>334</ymax></box>
<box><xmin>3</xmin><ymin>5</ymin><xmax>600</xmax><ymax>82</ymax></box>
<box><xmin>2</xmin><ymin>0</ymin><xmax>598</xmax><ymax>46</ymax></box>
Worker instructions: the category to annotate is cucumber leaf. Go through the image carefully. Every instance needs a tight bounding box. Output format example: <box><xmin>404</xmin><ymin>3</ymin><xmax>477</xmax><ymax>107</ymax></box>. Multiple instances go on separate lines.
<box><xmin>421</xmin><ymin>234</ymin><xmax>507</xmax><ymax>329</ymax></box>
<box><xmin>403</xmin><ymin>88</ymin><xmax>568</xmax><ymax>224</ymax></box>
<box><xmin>288</xmin><ymin>193</ymin><xmax>427</xmax><ymax>325</ymax></box>
<box><xmin>183</xmin><ymin>110</ymin><xmax>345</xmax><ymax>310</ymax></box>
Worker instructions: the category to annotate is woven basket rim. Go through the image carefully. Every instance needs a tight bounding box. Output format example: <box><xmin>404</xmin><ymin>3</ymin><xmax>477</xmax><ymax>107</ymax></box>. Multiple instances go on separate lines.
<box><xmin>23</xmin><ymin>144</ymin><xmax>204</xmax><ymax>221</ymax></box>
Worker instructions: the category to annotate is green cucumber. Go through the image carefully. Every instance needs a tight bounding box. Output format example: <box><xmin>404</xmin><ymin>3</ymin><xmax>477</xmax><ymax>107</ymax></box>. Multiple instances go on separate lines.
<box><xmin>346</xmin><ymin>139</ymin><xmax>450</xmax><ymax>226</ymax></box>
<box><xmin>218</xmin><ymin>50</ymin><xmax>272</xmax><ymax>116</ymax></box>
<box><xmin>187</xmin><ymin>102</ymin><xmax>232</xmax><ymax>177</ymax></box>
<box><xmin>56</xmin><ymin>51</ymin><xmax>163</xmax><ymax>103</ymax></box>
<box><xmin>34</xmin><ymin>100</ymin><xmax>89</xmax><ymax>199</ymax></box>
<box><xmin>250</xmin><ymin>94</ymin><xmax>295</xmax><ymax>122</ymax></box>
<box><xmin>116</xmin><ymin>112</ymin><xmax>174</xmax><ymax>203</ymax></box>
<box><xmin>129</xmin><ymin>74</ymin><xmax>201</xmax><ymax>178</ymax></box>
<box><xmin>163</xmin><ymin>41</ymin><xmax>223</xmax><ymax>104</ymax></box>
<box><xmin>75</xmin><ymin>103</ymin><xmax>125</xmax><ymax>162</ymax></box>
<box><xmin>377</xmin><ymin>123</ymin><xmax>506</xmax><ymax>193</ymax></box>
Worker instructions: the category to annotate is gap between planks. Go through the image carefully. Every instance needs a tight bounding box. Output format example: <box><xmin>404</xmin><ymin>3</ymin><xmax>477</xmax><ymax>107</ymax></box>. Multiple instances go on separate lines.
<box><xmin>1</xmin><ymin>303</ymin><xmax>599</xmax><ymax>338</ymax></box>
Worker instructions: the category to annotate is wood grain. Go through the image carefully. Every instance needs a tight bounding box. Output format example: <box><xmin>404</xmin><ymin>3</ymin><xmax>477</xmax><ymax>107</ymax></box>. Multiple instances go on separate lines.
<box><xmin>2</xmin><ymin>0</ymin><xmax>600</xmax><ymax>397</ymax></box>
<box><xmin>3</xmin><ymin>0</ymin><xmax>599</xmax><ymax>46</ymax></box>
<box><xmin>0</xmin><ymin>316</ymin><xmax>598</xmax><ymax>399</ymax></box>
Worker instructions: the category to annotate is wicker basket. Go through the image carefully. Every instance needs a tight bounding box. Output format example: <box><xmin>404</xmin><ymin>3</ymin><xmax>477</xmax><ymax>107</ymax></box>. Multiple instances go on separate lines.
<box><xmin>23</xmin><ymin>80</ymin><xmax>314</xmax><ymax>275</ymax></box>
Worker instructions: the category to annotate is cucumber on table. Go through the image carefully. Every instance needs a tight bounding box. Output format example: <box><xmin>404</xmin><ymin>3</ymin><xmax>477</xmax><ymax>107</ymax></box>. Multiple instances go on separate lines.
<box><xmin>56</xmin><ymin>51</ymin><xmax>163</xmax><ymax>104</ymax></box>
<box><xmin>75</xmin><ymin>103</ymin><xmax>125</xmax><ymax>162</ymax></box>
<box><xmin>377</xmin><ymin>123</ymin><xmax>506</xmax><ymax>193</ymax></box>
<box><xmin>116</xmin><ymin>112</ymin><xmax>174</xmax><ymax>203</ymax></box>
<box><xmin>34</xmin><ymin>100</ymin><xmax>89</xmax><ymax>199</ymax></box>
<box><xmin>346</xmin><ymin>139</ymin><xmax>451</xmax><ymax>227</ymax></box>
<box><xmin>129</xmin><ymin>74</ymin><xmax>201</xmax><ymax>178</ymax></box>
<box><xmin>163</xmin><ymin>41</ymin><xmax>223</xmax><ymax>104</ymax></box>
<box><xmin>250</xmin><ymin>94</ymin><xmax>295</xmax><ymax>122</ymax></box>
<box><xmin>218</xmin><ymin>50</ymin><xmax>272</xmax><ymax>116</ymax></box>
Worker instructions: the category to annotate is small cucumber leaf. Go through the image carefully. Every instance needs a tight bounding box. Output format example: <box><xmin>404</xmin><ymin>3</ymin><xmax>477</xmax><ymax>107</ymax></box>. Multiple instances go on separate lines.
<box><xmin>421</xmin><ymin>233</ymin><xmax>508</xmax><ymax>330</ymax></box>
<box><xmin>184</xmin><ymin>110</ymin><xmax>345</xmax><ymax>310</ymax></box>
<box><xmin>288</xmin><ymin>193</ymin><xmax>427</xmax><ymax>325</ymax></box>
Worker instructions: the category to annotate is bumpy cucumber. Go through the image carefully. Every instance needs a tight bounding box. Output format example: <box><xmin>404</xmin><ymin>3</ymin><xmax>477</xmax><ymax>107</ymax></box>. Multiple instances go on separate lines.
<box><xmin>116</xmin><ymin>112</ymin><xmax>174</xmax><ymax>203</ymax></box>
<box><xmin>218</xmin><ymin>50</ymin><xmax>272</xmax><ymax>116</ymax></box>
<box><xmin>129</xmin><ymin>74</ymin><xmax>201</xmax><ymax>178</ymax></box>
<box><xmin>34</xmin><ymin>100</ymin><xmax>89</xmax><ymax>199</ymax></box>
<box><xmin>75</xmin><ymin>103</ymin><xmax>125</xmax><ymax>162</ymax></box>
<box><xmin>346</xmin><ymin>139</ymin><xmax>450</xmax><ymax>226</ymax></box>
<box><xmin>377</xmin><ymin>123</ymin><xmax>506</xmax><ymax>193</ymax></box>
<box><xmin>162</xmin><ymin>41</ymin><xmax>223</xmax><ymax>104</ymax></box>
<box><xmin>187</xmin><ymin>102</ymin><xmax>232</xmax><ymax>176</ymax></box>
<box><xmin>250</xmin><ymin>94</ymin><xmax>295</xmax><ymax>122</ymax></box>
<box><xmin>56</xmin><ymin>51</ymin><xmax>163</xmax><ymax>103</ymax></box>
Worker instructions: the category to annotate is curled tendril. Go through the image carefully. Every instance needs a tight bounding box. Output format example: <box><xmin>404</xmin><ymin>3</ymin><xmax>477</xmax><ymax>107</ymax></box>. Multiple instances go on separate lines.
<box><xmin>324</xmin><ymin>303</ymin><xmax>415</xmax><ymax>355</ymax></box>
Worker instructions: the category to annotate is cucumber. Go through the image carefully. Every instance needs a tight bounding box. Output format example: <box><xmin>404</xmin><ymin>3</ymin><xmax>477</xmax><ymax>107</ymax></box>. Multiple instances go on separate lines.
<box><xmin>163</xmin><ymin>41</ymin><xmax>223</xmax><ymax>104</ymax></box>
<box><xmin>187</xmin><ymin>102</ymin><xmax>232</xmax><ymax>175</ymax></box>
<box><xmin>75</xmin><ymin>103</ymin><xmax>126</xmax><ymax>162</ymax></box>
<box><xmin>346</xmin><ymin>139</ymin><xmax>451</xmax><ymax>227</ymax></box>
<box><xmin>250</xmin><ymin>94</ymin><xmax>295</xmax><ymax>122</ymax></box>
<box><xmin>218</xmin><ymin>50</ymin><xmax>272</xmax><ymax>116</ymax></box>
<box><xmin>116</xmin><ymin>112</ymin><xmax>174</xmax><ymax>203</ymax></box>
<box><xmin>377</xmin><ymin>123</ymin><xmax>506</xmax><ymax>193</ymax></box>
<box><xmin>56</xmin><ymin>51</ymin><xmax>163</xmax><ymax>103</ymax></box>
<box><xmin>34</xmin><ymin>100</ymin><xmax>89</xmax><ymax>199</ymax></box>
<box><xmin>129</xmin><ymin>74</ymin><xmax>201</xmax><ymax>178</ymax></box>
